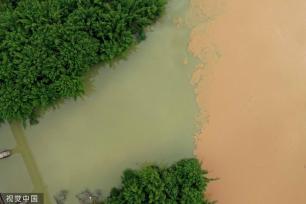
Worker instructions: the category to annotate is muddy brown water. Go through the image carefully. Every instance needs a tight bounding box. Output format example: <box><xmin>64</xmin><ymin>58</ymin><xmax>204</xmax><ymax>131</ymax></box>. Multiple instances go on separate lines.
<box><xmin>190</xmin><ymin>0</ymin><xmax>306</xmax><ymax>203</ymax></box>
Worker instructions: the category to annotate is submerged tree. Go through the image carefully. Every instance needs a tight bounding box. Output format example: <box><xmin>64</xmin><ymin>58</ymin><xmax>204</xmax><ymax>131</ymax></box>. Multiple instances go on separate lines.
<box><xmin>54</xmin><ymin>190</ymin><xmax>69</xmax><ymax>204</ymax></box>
<box><xmin>51</xmin><ymin>159</ymin><xmax>213</xmax><ymax>204</ymax></box>
<box><xmin>106</xmin><ymin>158</ymin><xmax>213</xmax><ymax>204</ymax></box>
<box><xmin>76</xmin><ymin>189</ymin><xmax>103</xmax><ymax>204</ymax></box>
<box><xmin>0</xmin><ymin>0</ymin><xmax>166</xmax><ymax>124</ymax></box>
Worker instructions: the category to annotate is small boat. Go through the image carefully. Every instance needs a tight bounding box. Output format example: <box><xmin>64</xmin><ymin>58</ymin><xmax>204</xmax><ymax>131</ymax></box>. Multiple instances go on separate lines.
<box><xmin>0</xmin><ymin>149</ymin><xmax>12</xmax><ymax>159</ymax></box>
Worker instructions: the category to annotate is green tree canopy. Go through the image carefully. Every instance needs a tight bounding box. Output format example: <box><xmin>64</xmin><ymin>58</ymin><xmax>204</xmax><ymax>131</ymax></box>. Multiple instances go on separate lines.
<box><xmin>0</xmin><ymin>0</ymin><xmax>166</xmax><ymax>124</ymax></box>
<box><xmin>106</xmin><ymin>158</ymin><xmax>213</xmax><ymax>204</ymax></box>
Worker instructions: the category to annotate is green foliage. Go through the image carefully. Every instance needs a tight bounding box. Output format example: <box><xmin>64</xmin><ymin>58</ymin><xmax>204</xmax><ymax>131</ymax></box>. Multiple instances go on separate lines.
<box><xmin>106</xmin><ymin>158</ymin><xmax>212</xmax><ymax>204</ymax></box>
<box><xmin>0</xmin><ymin>0</ymin><xmax>166</xmax><ymax>123</ymax></box>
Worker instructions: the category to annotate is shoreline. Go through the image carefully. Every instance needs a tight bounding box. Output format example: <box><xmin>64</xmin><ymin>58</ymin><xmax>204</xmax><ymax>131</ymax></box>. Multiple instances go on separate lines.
<box><xmin>189</xmin><ymin>0</ymin><xmax>306</xmax><ymax>203</ymax></box>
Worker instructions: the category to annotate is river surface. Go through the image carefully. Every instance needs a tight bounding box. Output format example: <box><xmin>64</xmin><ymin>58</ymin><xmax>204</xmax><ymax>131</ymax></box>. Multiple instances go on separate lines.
<box><xmin>0</xmin><ymin>1</ymin><xmax>198</xmax><ymax>203</ymax></box>
<box><xmin>190</xmin><ymin>0</ymin><xmax>306</xmax><ymax>203</ymax></box>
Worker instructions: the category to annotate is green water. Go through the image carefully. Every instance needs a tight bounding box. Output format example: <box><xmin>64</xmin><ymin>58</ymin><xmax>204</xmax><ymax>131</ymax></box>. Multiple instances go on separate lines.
<box><xmin>0</xmin><ymin>1</ymin><xmax>198</xmax><ymax>203</ymax></box>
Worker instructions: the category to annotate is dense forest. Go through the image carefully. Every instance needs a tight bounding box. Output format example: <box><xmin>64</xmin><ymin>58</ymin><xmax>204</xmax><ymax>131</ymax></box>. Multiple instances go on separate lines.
<box><xmin>0</xmin><ymin>0</ymin><xmax>166</xmax><ymax>124</ymax></box>
<box><xmin>105</xmin><ymin>158</ymin><xmax>213</xmax><ymax>204</ymax></box>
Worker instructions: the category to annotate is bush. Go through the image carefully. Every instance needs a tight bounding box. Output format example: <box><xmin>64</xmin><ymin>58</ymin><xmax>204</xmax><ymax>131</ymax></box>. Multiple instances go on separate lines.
<box><xmin>0</xmin><ymin>0</ymin><xmax>166</xmax><ymax>124</ymax></box>
<box><xmin>106</xmin><ymin>158</ymin><xmax>212</xmax><ymax>204</ymax></box>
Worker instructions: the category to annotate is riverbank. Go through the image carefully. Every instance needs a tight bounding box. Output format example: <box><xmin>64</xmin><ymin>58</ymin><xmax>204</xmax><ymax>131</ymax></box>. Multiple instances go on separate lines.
<box><xmin>189</xmin><ymin>0</ymin><xmax>306</xmax><ymax>203</ymax></box>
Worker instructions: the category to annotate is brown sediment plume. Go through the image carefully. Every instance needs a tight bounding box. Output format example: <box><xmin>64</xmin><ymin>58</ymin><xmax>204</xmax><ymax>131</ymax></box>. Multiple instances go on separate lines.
<box><xmin>188</xmin><ymin>0</ymin><xmax>306</xmax><ymax>203</ymax></box>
